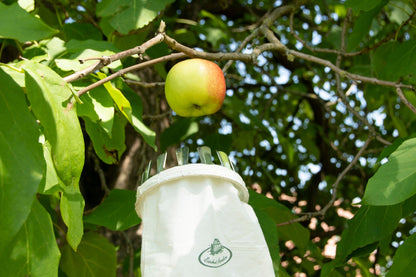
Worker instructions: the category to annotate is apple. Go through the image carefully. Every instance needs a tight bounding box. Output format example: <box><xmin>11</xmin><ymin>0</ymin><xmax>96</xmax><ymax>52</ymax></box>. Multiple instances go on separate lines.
<box><xmin>164</xmin><ymin>58</ymin><xmax>226</xmax><ymax>117</ymax></box>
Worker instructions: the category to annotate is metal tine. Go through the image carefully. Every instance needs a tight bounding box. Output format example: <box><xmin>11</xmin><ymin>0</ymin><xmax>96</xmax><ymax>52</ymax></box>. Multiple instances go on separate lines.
<box><xmin>141</xmin><ymin>160</ymin><xmax>152</xmax><ymax>184</ymax></box>
<box><xmin>156</xmin><ymin>152</ymin><xmax>167</xmax><ymax>173</ymax></box>
<box><xmin>229</xmin><ymin>158</ymin><xmax>236</xmax><ymax>171</ymax></box>
<box><xmin>176</xmin><ymin>146</ymin><xmax>189</xmax><ymax>166</ymax></box>
<box><xmin>217</xmin><ymin>151</ymin><xmax>232</xmax><ymax>170</ymax></box>
<box><xmin>198</xmin><ymin>146</ymin><xmax>213</xmax><ymax>164</ymax></box>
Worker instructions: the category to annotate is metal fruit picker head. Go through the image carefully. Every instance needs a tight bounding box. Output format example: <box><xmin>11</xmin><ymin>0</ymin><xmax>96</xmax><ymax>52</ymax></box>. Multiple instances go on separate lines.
<box><xmin>135</xmin><ymin>146</ymin><xmax>275</xmax><ymax>277</ymax></box>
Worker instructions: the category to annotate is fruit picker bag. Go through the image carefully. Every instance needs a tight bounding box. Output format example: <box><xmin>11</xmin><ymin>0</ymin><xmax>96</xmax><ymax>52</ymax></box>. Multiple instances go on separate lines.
<box><xmin>135</xmin><ymin>149</ymin><xmax>275</xmax><ymax>277</ymax></box>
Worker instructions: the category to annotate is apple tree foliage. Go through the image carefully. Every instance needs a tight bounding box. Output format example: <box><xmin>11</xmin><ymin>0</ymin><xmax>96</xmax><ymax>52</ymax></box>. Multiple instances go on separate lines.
<box><xmin>0</xmin><ymin>0</ymin><xmax>416</xmax><ymax>276</ymax></box>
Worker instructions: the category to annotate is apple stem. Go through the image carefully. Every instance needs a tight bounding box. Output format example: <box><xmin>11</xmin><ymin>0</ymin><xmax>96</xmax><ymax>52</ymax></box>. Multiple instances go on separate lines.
<box><xmin>193</xmin><ymin>104</ymin><xmax>202</xmax><ymax>110</ymax></box>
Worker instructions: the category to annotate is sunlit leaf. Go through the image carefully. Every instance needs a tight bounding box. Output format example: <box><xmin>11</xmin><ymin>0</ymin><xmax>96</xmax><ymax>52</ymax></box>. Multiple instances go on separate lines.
<box><xmin>77</xmin><ymin>86</ymin><xmax>115</xmax><ymax>137</ymax></box>
<box><xmin>61</xmin><ymin>185</ymin><xmax>85</xmax><ymax>251</ymax></box>
<box><xmin>23</xmin><ymin>61</ymin><xmax>85</xmax><ymax>187</ymax></box>
<box><xmin>116</xmin><ymin>78</ymin><xmax>157</xmax><ymax>150</ymax></box>
<box><xmin>98</xmin><ymin>72</ymin><xmax>133</xmax><ymax>122</ymax></box>
<box><xmin>56</xmin><ymin>49</ymin><xmax>121</xmax><ymax>72</ymax></box>
<box><xmin>0</xmin><ymin>2</ymin><xmax>57</xmax><ymax>41</ymax></box>
<box><xmin>362</xmin><ymin>137</ymin><xmax>416</xmax><ymax>205</ymax></box>
<box><xmin>84</xmin><ymin>111</ymin><xmax>127</xmax><ymax>164</ymax></box>
<box><xmin>97</xmin><ymin>0</ymin><xmax>176</xmax><ymax>34</ymax></box>
<box><xmin>40</xmin><ymin>139</ymin><xmax>62</xmax><ymax>194</ymax></box>
<box><xmin>0</xmin><ymin>67</ymin><xmax>44</xmax><ymax>262</ymax></box>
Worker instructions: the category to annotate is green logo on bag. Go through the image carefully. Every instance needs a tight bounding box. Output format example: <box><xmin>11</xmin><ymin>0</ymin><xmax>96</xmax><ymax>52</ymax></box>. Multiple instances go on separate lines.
<box><xmin>198</xmin><ymin>238</ymin><xmax>232</xmax><ymax>268</ymax></box>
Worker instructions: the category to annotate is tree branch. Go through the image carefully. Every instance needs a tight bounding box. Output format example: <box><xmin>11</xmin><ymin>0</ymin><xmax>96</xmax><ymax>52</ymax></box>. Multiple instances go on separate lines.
<box><xmin>396</xmin><ymin>86</ymin><xmax>416</xmax><ymax>115</ymax></box>
<box><xmin>63</xmin><ymin>32</ymin><xmax>165</xmax><ymax>83</ymax></box>
<box><xmin>75</xmin><ymin>53</ymin><xmax>186</xmax><ymax>97</ymax></box>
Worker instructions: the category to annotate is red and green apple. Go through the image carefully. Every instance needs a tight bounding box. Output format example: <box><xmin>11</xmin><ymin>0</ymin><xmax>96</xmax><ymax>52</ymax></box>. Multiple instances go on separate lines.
<box><xmin>164</xmin><ymin>58</ymin><xmax>226</xmax><ymax>117</ymax></box>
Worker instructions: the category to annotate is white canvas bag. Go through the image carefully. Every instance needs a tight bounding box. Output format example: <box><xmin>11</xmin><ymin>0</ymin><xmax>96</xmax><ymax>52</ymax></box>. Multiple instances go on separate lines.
<box><xmin>135</xmin><ymin>163</ymin><xmax>275</xmax><ymax>276</ymax></box>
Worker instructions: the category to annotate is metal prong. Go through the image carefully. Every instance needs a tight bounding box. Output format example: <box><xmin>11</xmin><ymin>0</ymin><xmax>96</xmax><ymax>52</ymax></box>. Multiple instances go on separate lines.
<box><xmin>198</xmin><ymin>146</ymin><xmax>213</xmax><ymax>164</ymax></box>
<box><xmin>217</xmin><ymin>151</ymin><xmax>232</xmax><ymax>170</ymax></box>
<box><xmin>176</xmin><ymin>146</ymin><xmax>189</xmax><ymax>166</ymax></box>
<box><xmin>141</xmin><ymin>160</ymin><xmax>152</xmax><ymax>184</ymax></box>
<box><xmin>157</xmin><ymin>152</ymin><xmax>167</xmax><ymax>173</ymax></box>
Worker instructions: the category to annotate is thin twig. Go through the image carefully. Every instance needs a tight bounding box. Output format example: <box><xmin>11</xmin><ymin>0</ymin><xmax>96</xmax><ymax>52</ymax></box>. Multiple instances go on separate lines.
<box><xmin>222</xmin><ymin>29</ymin><xmax>259</xmax><ymax>73</ymax></box>
<box><xmin>142</xmin><ymin>111</ymin><xmax>171</xmax><ymax>120</ymax></box>
<box><xmin>75</xmin><ymin>53</ymin><xmax>186</xmax><ymax>97</ymax></box>
<box><xmin>277</xmin><ymin>135</ymin><xmax>373</xmax><ymax>227</ymax></box>
<box><xmin>121</xmin><ymin>231</ymin><xmax>135</xmax><ymax>277</ymax></box>
<box><xmin>287</xmin><ymin>48</ymin><xmax>414</xmax><ymax>90</ymax></box>
<box><xmin>396</xmin><ymin>86</ymin><xmax>416</xmax><ymax>114</ymax></box>
<box><xmin>63</xmin><ymin>32</ymin><xmax>165</xmax><ymax>83</ymax></box>
<box><xmin>91</xmin><ymin>146</ymin><xmax>110</xmax><ymax>194</ymax></box>
<box><xmin>124</xmin><ymin>79</ymin><xmax>165</xmax><ymax>88</ymax></box>
<box><xmin>163</xmin><ymin>34</ymin><xmax>258</xmax><ymax>63</ymax></box>
<box><xmin>321</xmin><ymin>135</ymin><xmax>372</xmax><ymax>214</ymax></box>
<box><xmin>289</xmin><ymin>10</ymin><xmax>416</xmax><ymax>57</ymax></box>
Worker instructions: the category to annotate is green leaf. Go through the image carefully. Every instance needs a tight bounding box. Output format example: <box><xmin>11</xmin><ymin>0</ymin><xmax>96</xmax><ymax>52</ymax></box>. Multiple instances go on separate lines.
<box><xmin>63</xmin><ymin>23</ymin><xmax>103</xmax><ymax>41</ymax></box>
<box><xmin>96</xmin><ymin>0</ymin><xmax>175</xmax><ymax>34</ymax></box>
<box><xmin>373</xmin><ymin>40</ymin><xmax>416</xmax><ymax>81</ymax></box>
<box><xmin>23</xmin><ymin>61</ymin><xmax>85</xmax><ymax>187</ymax></box>
<box><xmin>388</xmin><ymin>1</ymin><xmax>414</xmax><ymax>25</ymax></box>
<box><xmin>402</xmin><ymin>193</ymin><xmax>416</xmax><ymax>217</ymax></box>
<box><xmin>254</xmin><ymin>210</ymin><xmax>280</xmax><ymax>266</ymax></box>
<box><xmin>320</xmin><ymin>260</ymin><xmax>344</xmax><ymax>277</ymax></box>
<box><xmin>344</xmin><ymin>0</ymin><xmax>382</xmax><ymax>12</ymax></box>
<box><xmin>0</xmin><ymin>199</ymin><xmax>60</xmax><ymax>277</ymax></box>
<box><xmin>0</xmin><ymin>68</ymin><xmax>44</xmax><ymax>256</ymax></box>
<box><xmin>376</xmin><ymin>136</ymin><xmax>411</xmax><ymax>163</ymax></box>
<box><xmin>77</xmin><ymin>86</ymin><xmax>115</xmax><ymax>137</ymax></box>
<box><xmin>160</xmin><ymin>118</ymin><xmax>199</xmax><ymax>152</ymax></box>
<box><xmin>56</xmin><ymin>49</ymin><xmax>122</xmax><ymax>72</ymax></box>
<box><xmin>334</xmin><ymin>204</ymin><xmax>402</xmax><ymax>263</ymax></box>
<box><xmin>84</xmin><ymin>189</ymin><xmax>141</xmax><ymax>231</ymax></box>
<box><xmin>204</xmin><ymin>133</ymin><xmax>233</xmax><ymax>153</ymax></box>
<box><xmin>40</xmin><ymin>138</ymin><xmax>62</xmax><ymax>194</ymax></box>
<box><xmin>60</xmin><ymin>232</ymin><xmax>117</xmax><ymax>277</ymax></box>
<box><xmin>0</xmin><ymin>2</ymin><xmax>57</xmax><ymax>42</ymax></box>
<box><xmin>347</xmin><ymin>5</ymin><xmax>382</xmax><ymax>51</ymax></box>
<box><xmin>61</xmin><ymin>185</ymin><xmax>85</xmax><ymax>251</ymax></box>
<box><xmin>18</xmin><ymin>0</ymin><xmax>35</xmax><ymax>12</ymax></box>
<box><xmin>23</xmin><ymin>37</ymin><xmax>67</xmax><ymax>65</ymax></box>
<box><xmin>248</xmin><ymin>190</ymin><xmax>310</xmax><ymax>250</ymax></box>
<box><xmin>98</xmin><ymin>72</ymin><xmax>133</xmax><ymax>122</ymax></box>
<box><xmin>386</xmin><ymin>233</ymin><xmax>416</xmax><ymax>277</ymax></box>
<box><xmin>223</xmin><ymin>96</ymin><xmax>271</xmax><ymax>134</ymax></box>
<box><xmin>362</xmin><ymin>137</ymin><xmax>416</xmax><ymax>205</ymax></box>
<box><xmin>83</xmin><ymin>113</ymin><xmax>126</xmax><ymax>164</ymax></box>
<box><xmin>65</xmin><ymin>39</ymin><xmax>120</xmax><ymax>52</ymax></box>
<box><xmin>116</xmin><ymin>79</ymin><xmax>157</xmax><ymax>150</ymax></box>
